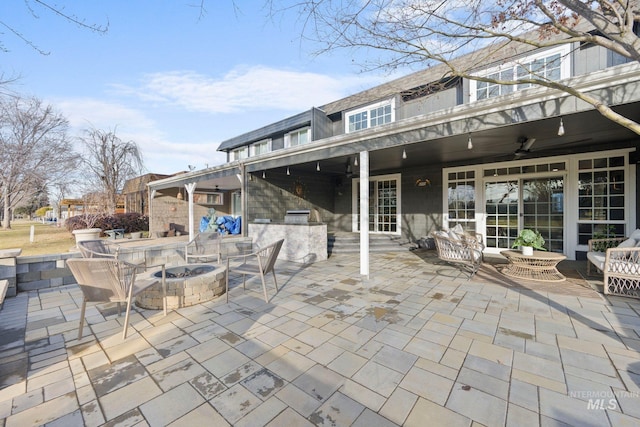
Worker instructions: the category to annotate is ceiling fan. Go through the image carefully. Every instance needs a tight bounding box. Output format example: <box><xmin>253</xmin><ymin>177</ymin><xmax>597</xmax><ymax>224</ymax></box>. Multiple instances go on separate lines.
<box><xmin>514</xmin><ymin>137</ymin><xmax>536</xmax><ymax>158</ymax></box>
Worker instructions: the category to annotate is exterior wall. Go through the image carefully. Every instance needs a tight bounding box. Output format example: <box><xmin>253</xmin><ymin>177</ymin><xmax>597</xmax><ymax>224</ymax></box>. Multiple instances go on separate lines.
<box><xmin>401</xmin><ymin>87</ymin><xmax>460</xmax><ymax>120</ymax></box>
<box><xmin>399</xmin><ymin>164</ymin><xmax>445</xmax><ymax>241</ymax></box>
<box><xmin>246</xmin><ymin>172</ymin><xmax>335</xmax><ymax>227</ymax></box>
<box><xmin>151</xmin><ymin>190</ymin><xmax>232</xmax><ymax>236</ymax></box>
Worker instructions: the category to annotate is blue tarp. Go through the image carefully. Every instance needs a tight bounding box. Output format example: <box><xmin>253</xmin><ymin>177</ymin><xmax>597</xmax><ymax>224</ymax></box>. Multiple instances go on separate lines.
<box><xmin>200</xmin><ymin>215</ymin><xmax>241</xmax><ymax>235</ymax></box>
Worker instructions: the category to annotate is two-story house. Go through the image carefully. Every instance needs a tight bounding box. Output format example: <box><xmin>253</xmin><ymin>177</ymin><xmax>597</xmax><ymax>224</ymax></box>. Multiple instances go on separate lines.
<box><xmin>148</xmin><ymin>29</ymin><xmax>639</xmax><ymax>264</ymax></box>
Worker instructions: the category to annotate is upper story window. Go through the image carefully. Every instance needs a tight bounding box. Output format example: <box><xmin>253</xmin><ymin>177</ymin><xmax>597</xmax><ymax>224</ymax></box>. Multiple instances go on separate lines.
<box><xmin>470</xmin><ymin>46</ymin><xmax>571</xmax><ymax>102</ymax></box>
<box><xmin>345</xmin><ymin>99</ymin><xmax>395</xmax><ymax>133</ymax></box>
<box><xmin>250</xmin><ymin>138</ymin><xmax>272</xmax><ymax>156</ymax></box>
<box><xmin>230</xmin><ymin>146</ymin><xmax>248</xmax><ymax>161</ymax></box>
<box><xmin>285</xmin><ymin>128</ymin><xmax>310</xmax><ymax>148</ymax></box>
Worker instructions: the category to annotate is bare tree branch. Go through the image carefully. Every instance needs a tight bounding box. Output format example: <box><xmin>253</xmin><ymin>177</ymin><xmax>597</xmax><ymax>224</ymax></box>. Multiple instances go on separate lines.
<box><xmin>274</xmin><ymin>0</ymin><xmax>640</xmax><ymax>134</ymax></box>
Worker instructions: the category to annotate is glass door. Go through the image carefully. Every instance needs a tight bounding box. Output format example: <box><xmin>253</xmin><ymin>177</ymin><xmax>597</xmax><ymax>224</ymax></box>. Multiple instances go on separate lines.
<box><xmin>485</xmin><ymin>177</ymin><xmax>564</xmax><ymax>252</ymax></box>
<box><xmin>354</xmin><ymin>175</ymin><xmax>400</xmax><ymax>234</ymax></box>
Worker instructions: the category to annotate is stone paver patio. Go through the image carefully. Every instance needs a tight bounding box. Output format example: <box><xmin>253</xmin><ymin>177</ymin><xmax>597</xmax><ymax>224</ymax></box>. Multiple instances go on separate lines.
<box><xmin>0</xmin><ymin>250</ymin><xmax>639</xmax><ymax>426</ymax></box>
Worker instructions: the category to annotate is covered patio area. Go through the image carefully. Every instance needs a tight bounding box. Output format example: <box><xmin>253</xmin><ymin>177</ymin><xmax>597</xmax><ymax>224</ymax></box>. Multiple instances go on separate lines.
<box><xmin>1</xmin><ymin>250</ymin><xmax>639</xmax><ymax>426</ymax></box>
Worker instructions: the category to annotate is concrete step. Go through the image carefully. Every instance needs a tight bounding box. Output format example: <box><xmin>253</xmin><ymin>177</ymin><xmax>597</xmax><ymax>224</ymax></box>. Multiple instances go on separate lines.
<box><xmin>328</xmin><ymin>233</ymin><xmax>414</xmax><ymax>254</ymax></box>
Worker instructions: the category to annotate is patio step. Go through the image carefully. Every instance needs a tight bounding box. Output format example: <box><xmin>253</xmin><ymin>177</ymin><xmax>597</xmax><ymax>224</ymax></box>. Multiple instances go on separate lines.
<box><xmin>328</xmin><ymin>232</ymin><xmax>414</xmax><ymax>254</ymax></box>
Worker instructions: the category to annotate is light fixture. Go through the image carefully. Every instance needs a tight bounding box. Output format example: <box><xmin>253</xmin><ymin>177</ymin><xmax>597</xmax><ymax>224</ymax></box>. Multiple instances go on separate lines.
<box><xmin>262</xmin><ymin>170</ymin><xmax>266</xmax><ymax>179</ymax></box>
<box><xmin>402</xmin><ymin>148</ymin><xmax>407</xmax><ymax>159</ymax></box>
<box><xmin>354</xmin><ymin>156</ymin><xmax>358</xmax><ymax>166</ymax></box>
<box><xmin>467</xmin><ymin>134</ymin><xmax>473</xmax><ymax>150</ymax></box>
<box><xmin>316</xmin><ymin>161</ymin><xmax>320</xmax><ymax>171</ymax></box>
<box><xmin>493</xmin><ymin>169</ymin><xmax>498</xmax><ymax>177</ymax></box>
<box><xmin>176</xmin><ymin>190</ymin><xmax>183</xmax><ymax>200</ymax></box>
<box><xmin>286</xmin><ymin>166</ymin><xmax>290</xmax><ymax>175</ymax></box>
<box><xmin>557</xmin><ymin>118</ymin><xmax>565</xmax><ymax>136</ymax></box>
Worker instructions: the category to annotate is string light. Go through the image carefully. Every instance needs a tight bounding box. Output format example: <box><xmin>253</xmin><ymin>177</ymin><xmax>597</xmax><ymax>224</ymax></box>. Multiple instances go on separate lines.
<box><xmin>558</xmin><ymin>118</ymin><xmax>565</xmax><ymax>136</ymax></box>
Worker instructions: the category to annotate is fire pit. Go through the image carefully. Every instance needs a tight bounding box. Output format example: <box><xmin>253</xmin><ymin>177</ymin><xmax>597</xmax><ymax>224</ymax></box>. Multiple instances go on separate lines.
<box><xmin>136</xmin><ymin>264</ymin><xmax>226</xmax><ymax>310</ymax></box>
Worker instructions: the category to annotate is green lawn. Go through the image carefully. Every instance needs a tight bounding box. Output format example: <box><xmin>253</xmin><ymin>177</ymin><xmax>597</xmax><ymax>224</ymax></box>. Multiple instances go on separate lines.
<box><xmin>0</xmin><ymin>220</ymin><xmax>76</xmax><ymax>256</ymax></box>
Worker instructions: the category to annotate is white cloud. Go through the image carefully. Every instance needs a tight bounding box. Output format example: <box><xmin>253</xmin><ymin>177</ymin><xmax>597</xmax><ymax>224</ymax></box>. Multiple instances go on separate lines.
<box><xmin>112</xmin><ymin>65</ymin><xmax>382</xmax><ymax>114</ymax></box>
<box><xmin>53</xmin><ymin>97</ymin><xmax>224</xmax><ymax>174</ymax></box>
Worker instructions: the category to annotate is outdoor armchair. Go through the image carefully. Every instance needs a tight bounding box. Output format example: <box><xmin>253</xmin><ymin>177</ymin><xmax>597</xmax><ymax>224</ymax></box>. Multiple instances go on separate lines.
<box><xmin>67</xmin><ymin>258</ymin><xmax>167</xmax><ymax>340</ymax></box>
<box><xmin>225</xmin><ymin>239</ymin><xmax>284</xmax><ymax>303</ymax></box>
<box><xmin>431</xmin><ymin>229</ymin><xmax>483</xmax><ymax>279</ymax></box>
<box><xmin>185</xmin><ymin>231</ymin><xmax>222</xmax><ymax>264</ymax></box>
<box><xmin>78</xmin><ymin>239</ymin><xmax>149</xmax><ymax>270</ymax></box>
<box><xmin>587</xmin><ymin>229</ymin><xmax>640</xmax><ymax>298</ymax></box>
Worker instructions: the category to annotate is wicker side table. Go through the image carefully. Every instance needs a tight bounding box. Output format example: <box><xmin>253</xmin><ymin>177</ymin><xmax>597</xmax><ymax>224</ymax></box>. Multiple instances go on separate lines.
<box><xmin>500</xmin><ymin>250</ymin><xmax>567</xmax><ymax>282</ymax></box>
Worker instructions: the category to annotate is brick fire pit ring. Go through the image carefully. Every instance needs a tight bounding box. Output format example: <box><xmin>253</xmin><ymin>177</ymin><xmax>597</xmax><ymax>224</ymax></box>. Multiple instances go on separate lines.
<box><xmin>135</xmin><ymin>264</ymin><xmax>226</xmax><ymax>310</ymax></box>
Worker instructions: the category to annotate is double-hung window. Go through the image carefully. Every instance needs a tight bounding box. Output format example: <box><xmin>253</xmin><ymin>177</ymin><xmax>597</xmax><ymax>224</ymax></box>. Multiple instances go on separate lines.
<box><xmin>345</xmin><ymin>99</ymin><xmax>395</xmax><ymax>133</ymax></box>
<box><xmin>230</xmin><ymin>147</ymin><xmax>248</xmax><ymax>161</ymax></box>
<box><xmin>285</xmin><ymin>128</ymin><xmax>310</xmax><ymax>148</ymax></box>
<box><xmin>471</xmin><ymin>46</ymin><xmax>570</xmax><ymax>101</ymax></box>
<box><xmin>250</xmin><ymin>138</ymin><xmax>272</xmax><ymax>156</ymax></box>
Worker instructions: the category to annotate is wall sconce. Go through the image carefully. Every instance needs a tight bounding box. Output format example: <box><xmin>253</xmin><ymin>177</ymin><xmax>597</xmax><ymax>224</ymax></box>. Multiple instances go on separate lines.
<box><xmin>415</xmin><ymin>178</ymin><xmax>431</xmax><ymax>187</ymax></box>
<box><xmin>558</xmin><ymin>118</ymin><xmax>565</xmax><ymax>136</ymax></box>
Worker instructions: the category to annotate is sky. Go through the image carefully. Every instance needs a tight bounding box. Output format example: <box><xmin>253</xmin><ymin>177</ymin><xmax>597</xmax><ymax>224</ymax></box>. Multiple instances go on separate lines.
<box><xmin>2</xmin><ymin>1</ymin><xmax>391</xmax><ymax>175</ymax></box>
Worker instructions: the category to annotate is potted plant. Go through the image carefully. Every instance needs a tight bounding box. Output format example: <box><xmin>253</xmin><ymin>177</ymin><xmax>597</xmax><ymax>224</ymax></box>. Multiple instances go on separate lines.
<box><xmin>512</xmin><ymin>229</ymin><xmax>546</xmax><ymax>255</ymax></box>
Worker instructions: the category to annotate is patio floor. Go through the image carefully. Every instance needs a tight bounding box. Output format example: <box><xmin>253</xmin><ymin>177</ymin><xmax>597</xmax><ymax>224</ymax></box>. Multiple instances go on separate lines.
<box><xmin>1</xmin><ymin>250</ymin><xmax>639</xmax><ymax>426</ymax></box>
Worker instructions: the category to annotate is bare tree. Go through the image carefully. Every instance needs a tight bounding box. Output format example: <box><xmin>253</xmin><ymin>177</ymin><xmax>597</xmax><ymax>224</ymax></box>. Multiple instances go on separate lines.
<box><xmin>1</xmin><ymin>0</ymin><xmax>108</xmax><ymax>54</ymax></box>
<box><xmin>77</xmin><ymin>127</ymin><xmax>145</xmax><ymax>215</ymax></box>
<box><xmin>280</xmin><ymin>0</ymin><xmax>640</xmax><ymax>134</ymax></box>
<box><xmin>0</xmin><ymin>95</ymin><xmax>77</xmax><ymax>229</ymax></box>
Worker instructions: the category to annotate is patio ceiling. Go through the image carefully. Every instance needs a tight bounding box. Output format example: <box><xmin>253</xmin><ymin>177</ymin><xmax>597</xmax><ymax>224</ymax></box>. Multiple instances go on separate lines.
<box><xmin>159</xmin><ymin>100</ymin><xmax>639</xmax><ymax>191</ymax></box>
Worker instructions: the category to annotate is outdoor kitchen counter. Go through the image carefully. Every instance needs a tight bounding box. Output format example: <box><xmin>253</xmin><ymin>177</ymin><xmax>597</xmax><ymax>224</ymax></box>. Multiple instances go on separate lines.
<box><xmin>248</xmin><ymin>222</ymin><xmax>327</xmax><ymax>264</ymax></box>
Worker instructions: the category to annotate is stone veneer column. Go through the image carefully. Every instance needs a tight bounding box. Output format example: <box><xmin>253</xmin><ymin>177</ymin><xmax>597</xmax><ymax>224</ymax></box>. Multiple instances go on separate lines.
<box><xmin>0</xmin><ymin>249</ymin><xmax>22</xmax><ymax>298</ymax></box>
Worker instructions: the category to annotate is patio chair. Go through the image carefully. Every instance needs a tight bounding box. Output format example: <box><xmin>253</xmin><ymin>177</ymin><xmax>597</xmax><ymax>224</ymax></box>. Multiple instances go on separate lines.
<box><xmin>78</xmin><ymin>239</ymin><xmax>148</xmax><ymax>270</ymax></box>
<box><xmin>225</xmin><ymin>239</ymin><xmax>284</xmax><ymax>303</ymax></box>
<box><xmin>77</xmin><ymin>239</ymin><xmax>118</xmax><ymax>259</ymax></box>
<box><xmin>67</xmin><ymin>258</ymin><xmax>167</xmax><ymax>340</ymax></box>
<box><xmin>431</xmin><ymin>230</ymin><xmax>483</xmax><ymax>279</ymax></box>
<box><xmin>185</xmin><ymin>231</ymin><xmax>221</xmax><ymax>264</ymax></box>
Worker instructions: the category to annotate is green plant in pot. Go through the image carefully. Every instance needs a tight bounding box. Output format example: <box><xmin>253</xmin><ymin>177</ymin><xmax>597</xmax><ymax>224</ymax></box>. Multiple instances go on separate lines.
<box><xmin>512</xmin><ymin>229</ymin><xmax>546</xmax><ymax>255</ymax></box>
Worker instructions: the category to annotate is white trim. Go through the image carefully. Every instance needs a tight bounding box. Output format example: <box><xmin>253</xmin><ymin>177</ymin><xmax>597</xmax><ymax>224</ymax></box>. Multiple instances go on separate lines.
<box><xmin>442</xmin><ymin>148</ymin><xmax>635</xmax><ymax>260</ymax></box>
<box><xmin>345</xmin><ymin>98</ymin><xmax>396</xmax><ymax>134</ymax></box>
<box><xmin>284</xmin><ymin>127</ymin><xmax>310</xmax><ymax>148</ymax></box>
<box><xmin>249</xmin><ymin>138</ymin><xmax>272</xmax><ymax>156</ymax></box>
<box><xmin>470</xmin><ymin>45</ymin><xmax>572</xmax><ymax>102</ymax></box>
<box><xmin>230</xmin><ymin>146</ymin><xmax>248</xmax><ymax>161</ymax></box>
<box><xmin>351</xmin><ymin>173</ymin><xmax>402</xmax><ymax>235</ymax></box>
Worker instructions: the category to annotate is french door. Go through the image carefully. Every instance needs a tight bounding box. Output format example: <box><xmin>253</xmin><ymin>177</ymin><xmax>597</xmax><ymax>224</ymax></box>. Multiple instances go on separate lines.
<box><xmin>353</xmin><ymin>174</ymin><xmax>401</xmax><ymax>234</ymax></box>
<box><xmin>485</xmin><ymin>176</ymin><xmax>565</xmax><ymax>252</ymax></box>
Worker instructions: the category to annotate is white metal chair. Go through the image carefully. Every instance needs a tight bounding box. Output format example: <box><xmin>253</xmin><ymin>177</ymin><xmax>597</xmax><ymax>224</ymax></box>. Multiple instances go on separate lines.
<box><xmin>225</xmin><ymin>239</ymin><xmax>284</xmax><ymax>303</ymax></box>
<box><xmin>185</xmin><ymin>232</ymin><xmax>222</xmax><ymax>264</ymax></box>
<box><xmin>66</xmin><ymin>258</ymin><xmax>167</xmax><ymax>340</ymax></box>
